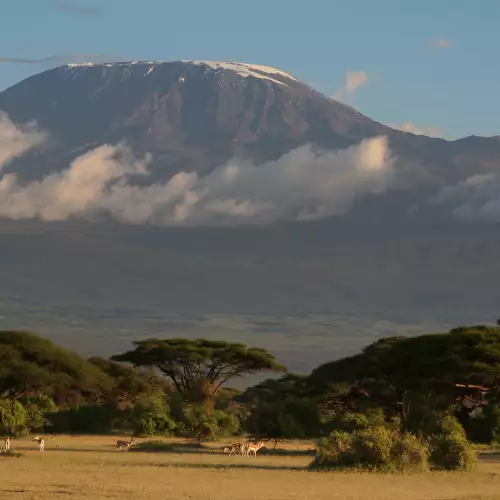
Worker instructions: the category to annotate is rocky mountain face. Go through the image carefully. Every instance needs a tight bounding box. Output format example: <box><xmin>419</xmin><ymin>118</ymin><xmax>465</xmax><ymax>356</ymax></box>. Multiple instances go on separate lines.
<box><xmin>0</xmin><ymin>60</ymin><xmax>499</xmax><ymax>364</ymax></box>
<box><xmin>1</xmin><ymin>60</ymin><xmax>499</xmax><ymax>185</ymax></box>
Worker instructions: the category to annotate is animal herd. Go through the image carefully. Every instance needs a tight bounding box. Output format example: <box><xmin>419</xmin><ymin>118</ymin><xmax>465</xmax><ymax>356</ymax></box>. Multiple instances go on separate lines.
<box><xmin>223</xmin><ymin>440</ymin><xmax>266</xmax><ymax>457</ymax></box>
<box><xmin>3</xmin><ymin>435</ymin><xmax>267</xmax><ymax>457</ymax></box>
<box><xmin>3</xmin><ymin>435</ymin><xmax>56</xmax><ymax>452</ymax></box>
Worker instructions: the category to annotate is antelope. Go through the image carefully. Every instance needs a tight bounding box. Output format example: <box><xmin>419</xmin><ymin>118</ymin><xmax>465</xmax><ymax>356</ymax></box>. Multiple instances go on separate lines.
<box><xmin>223</xmin><ymin>443</ymin><xmax>239</xmax><ymax>454</ymax></box>
<box><xmin>4</xmin><ymin>437</ymin><xmax>11</xmax><ymax>452</ymax></box>
<box><xmin>116</xmin><ymin>437</ymin><xmax>136</xmax><ymax>452</ymax></box>
<box><xmin>227</xmin><ymin>443</ymin><xmax>245</xmax><ymax>456</ymax></box>
<box><xmin>245</xmin><ymin>440</ymin><xmax>265</xmax><ymax>457</ymax></box>
<box><xmin>33</xmin><ymin>436</ymin><xmax>45</xmax><ymax>452</ymax></box>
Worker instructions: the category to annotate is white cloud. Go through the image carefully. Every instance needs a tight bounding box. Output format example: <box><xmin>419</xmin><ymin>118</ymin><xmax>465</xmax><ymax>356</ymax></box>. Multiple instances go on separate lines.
<box><xmin>432</xmin><ymin>38</ymin><xmax>452</xmax><ymax>49</ymax></box>
<box><xmin>334</xmin><ymin>71</ymin><xmax>368</xmax><ymax>101</ymax></box>
<box><xmin>0</xmin><ymin>111</ymin><xmax>396</xmax><ymax>226</ymax></box>
<box><xmin>0</xmin><ymin>112</ymin><xmax>46</xmax><ymax>172</ymax></box>
<box><xmin>390</xmin><ymin>122</ymin><xmax>445</xmax><ymax>139</ymax></box>
<box><xmin>431</xmin><ymin>173</ymin><xmax>500</xmax><ymax>223</ymax></box>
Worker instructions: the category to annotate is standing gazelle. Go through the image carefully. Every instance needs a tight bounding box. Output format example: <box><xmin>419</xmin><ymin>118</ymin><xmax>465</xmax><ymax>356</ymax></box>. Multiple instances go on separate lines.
<box><xmin>33</xmin><ymin>436</ymin><xmax>45</xmax><ymax>452</ymax></box>
<box><xmin>116</xmin><ymin>437</ymin><xmax>136</xmax><ymax>452</ymax></box>
<box><xmin>4</xmin><ymin>437</ymin><xmax>11</xmax><ymax>452</ymax></box>
<box><xmin>245</xmin><ymin>440</ymin><xmax>265</xmax><ymax>457</ymax></box>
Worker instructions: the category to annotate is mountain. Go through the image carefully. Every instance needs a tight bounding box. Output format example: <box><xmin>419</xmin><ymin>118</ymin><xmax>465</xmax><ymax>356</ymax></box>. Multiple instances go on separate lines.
<box><xmin>0</xmin><ymin>60</ymin><xmax>499</xmax><ymax>369</ymax></box>
<box><xmin>1</xmin><ymin>60</ymin><xmax>499</xmax><ymax>185</ymax></box>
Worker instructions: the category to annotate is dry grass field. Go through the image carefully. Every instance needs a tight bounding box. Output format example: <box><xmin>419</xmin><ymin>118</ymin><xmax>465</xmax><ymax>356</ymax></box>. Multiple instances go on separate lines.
<box><xmin>2</xmin><ymin>436</ymin><xmax>500</xmax><ymax>499</ymax></box>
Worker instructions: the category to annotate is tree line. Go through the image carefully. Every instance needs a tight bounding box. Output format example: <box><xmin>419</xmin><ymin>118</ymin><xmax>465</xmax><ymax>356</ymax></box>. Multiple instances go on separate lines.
<box><xmin>2</xmin><ymin>325</ymin><xmax>500</xmax><ymax>470</ymax></box>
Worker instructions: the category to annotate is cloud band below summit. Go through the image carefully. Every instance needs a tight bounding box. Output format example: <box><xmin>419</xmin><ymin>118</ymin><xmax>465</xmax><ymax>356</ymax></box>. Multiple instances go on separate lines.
<box><xmin>0</xmin><ymin>111</ymin><xmax>397</xmax><ymax>226</ymax></box>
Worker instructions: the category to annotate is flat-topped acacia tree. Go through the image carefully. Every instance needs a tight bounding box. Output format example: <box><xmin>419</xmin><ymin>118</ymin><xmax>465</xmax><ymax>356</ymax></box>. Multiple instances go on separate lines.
<box><xmin>111</xmin><ymin>338</ymin><xmax>285</xmax><ymax>411</ymax></box>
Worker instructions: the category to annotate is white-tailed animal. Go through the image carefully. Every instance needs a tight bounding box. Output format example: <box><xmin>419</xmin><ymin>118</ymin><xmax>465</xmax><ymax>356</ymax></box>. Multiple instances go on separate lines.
<box><xmin>116</xmin><ymin>437</ymin><xmax>136</xmax><ymax>452</ymax></box>
<box><xmin>225</xmin><ymin>443</ymin><xmax>245</xmax><ymax>455</ymax></box>
<box><xmin>33</xmin><ymin>436</ymin><xmax>45</xmax><ymax>452</ymax></box>
<box><xmin>245</xmin><ymin>440</ymin><xmax>265</xmax><ymax>457</ymax></box>
<box><xmin>4</xmin><ymin>437</ymin><xmax>11</xmax><ymax>451</ymax></box>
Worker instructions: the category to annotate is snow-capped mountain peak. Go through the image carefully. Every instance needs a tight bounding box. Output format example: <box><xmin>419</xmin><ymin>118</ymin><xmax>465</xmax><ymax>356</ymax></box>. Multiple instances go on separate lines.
<box><xmin>64</xmin><ymin>60</ymin><xmax>301</xmax><ymax>87</ymax></box>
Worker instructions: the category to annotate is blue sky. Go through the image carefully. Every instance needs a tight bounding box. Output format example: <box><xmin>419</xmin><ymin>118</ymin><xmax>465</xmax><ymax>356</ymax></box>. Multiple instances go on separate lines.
<box><xmin>1</xmin><ymin>0</ymin><xmax>499</xmax><ymax>139</ymax></box>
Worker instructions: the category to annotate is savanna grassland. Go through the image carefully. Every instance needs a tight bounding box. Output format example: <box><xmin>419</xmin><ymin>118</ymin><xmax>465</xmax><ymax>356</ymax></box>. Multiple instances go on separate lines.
<box><xmin>2</xmin><ymin>436</ymin><xmax>500</xmax><ymax>500</ymax></box>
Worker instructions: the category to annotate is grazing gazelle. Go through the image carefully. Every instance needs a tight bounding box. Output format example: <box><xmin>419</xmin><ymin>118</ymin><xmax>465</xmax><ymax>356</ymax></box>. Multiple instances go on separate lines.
<box><xmin>33</xmin><ymin>436</ymin><xmax>45</xmax><ymax>452</ymax></box>
<box><xmin>4</xmin><ymin>437</ymin><xmax>11</xmax><ymax>452</ymax></box>
<box><xmin>245</xmin><ymin>440</ymin><xmax>265</xmax><ymax>457</ymax></box>
<box><xmin>116</xmin><ymin>437</ymin><xmax>136</xmax><ymax>452</ymax></box>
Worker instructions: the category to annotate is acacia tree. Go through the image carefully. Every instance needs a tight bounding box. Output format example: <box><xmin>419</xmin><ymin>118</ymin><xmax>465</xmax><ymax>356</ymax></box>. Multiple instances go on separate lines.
<box><xmin>111</xmin><ymin>338</ymin><xmax>285</xmax><ymax>411</ymax></box>
<box><xmin>308</xmin><ymin>325</ymin><xmax>500</xmax><ymax>429</ymax></box>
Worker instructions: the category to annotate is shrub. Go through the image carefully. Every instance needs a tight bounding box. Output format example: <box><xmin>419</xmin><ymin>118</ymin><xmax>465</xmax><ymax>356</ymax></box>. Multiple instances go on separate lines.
<box><xmin>430</xmin><ymin>431</ymin><xmax>477</xmax><ymax>471</ymax></box>
<box><xmin>215</xmin><ymin>410</ymin><xmax>241</xmax><ymax>436</ymax></box>
<box><xmin>391</xmin><ymin>433</ymin><xmax>430</xmax><ymax>472</ymax></box>
<box><xmin>438</xmin><ymin>415</ymin><xmax>466</xmax><ymax>436</ymax></box>
<box><xmin>312</xmin><ymin>426</ymin><xmax>429</xmax><ymax>472</ymax></box>
<box><xmin>177</xmin><ymin>403</ymin><xmax>220</xmax><ymax>440</ymax></box>
<box><xmin>21</xmin><ymin>395</ymin><xmax>57</xmax><ymax>431</ymax></box>
<box><xmin>0</xmin><ymin>398</ymin><xmax>28</xmax><ymax>437</ymax></box>
<box><xmin>349</xmin><ymin>426</ymin><xmax>394</xmax><ymax>468</ymax></box>
<box><xmin>131</xmin><ymin>393</ymin><xmax>176</xmax><ymax>437</ymax></box>
<box><xmin>314</xmin><ymin>430</ymin><xmax>354</xmax><ymax>467</ymax></box>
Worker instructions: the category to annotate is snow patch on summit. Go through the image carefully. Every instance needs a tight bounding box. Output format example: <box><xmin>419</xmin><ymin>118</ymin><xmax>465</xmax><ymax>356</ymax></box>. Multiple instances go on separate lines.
<box><xmin>182</xmin><ymin>61</ymin><xmax>299</xmax><ymax>87</ymax></box>
<box><xmin>63</xmin><ymin>60</ymin><xmax>302</xmax><ymax>87</ymax></box>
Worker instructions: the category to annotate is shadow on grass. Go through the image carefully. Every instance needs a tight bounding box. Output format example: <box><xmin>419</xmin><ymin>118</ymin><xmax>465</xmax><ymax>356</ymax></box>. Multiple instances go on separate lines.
<box><xmin>132</xmin><ymin>441</ymin><xmax>315</xmax><ymax>457</ymax></box>
<box><xmin>259</xmin><ymin>447</ymin><xmax>315</xmax><ymax>457</ymax></box>
<box><xmin>478</xmin><ymin>451</ymin><xmax>500</xmax><ymax>461</ymax></box>
<box><xmin>154</xmin><ymin>461</ymin><xmax>308</xmax><ymax>472</ymax></box>
<box><xmin>132</xmin><ymin>442</ymin><xmax>210</xmax><ymax>455</ymax></box>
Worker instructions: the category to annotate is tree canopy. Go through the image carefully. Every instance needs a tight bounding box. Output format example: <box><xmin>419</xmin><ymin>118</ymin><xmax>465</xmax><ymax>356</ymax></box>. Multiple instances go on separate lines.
<box><xmin>111</xmin><ymin>338</ymin><xmax>285</xmax><ymax>403</ymax></box>
<box><xmin>307</xmin><ymin>325</ymin><xmax>500</xmax><ymax>421</ymax></box>
<box><xmin>0</xmin><ymin>331</ymin><xmax>113</xmax><ymax>403</ymax></box>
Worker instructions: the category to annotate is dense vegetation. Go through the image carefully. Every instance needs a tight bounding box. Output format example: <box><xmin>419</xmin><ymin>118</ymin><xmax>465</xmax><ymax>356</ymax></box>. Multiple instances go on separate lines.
<box><xmin>2</xmin><ymin>326</ymin><xmax>500</xmax><ymax>470</ymax></box>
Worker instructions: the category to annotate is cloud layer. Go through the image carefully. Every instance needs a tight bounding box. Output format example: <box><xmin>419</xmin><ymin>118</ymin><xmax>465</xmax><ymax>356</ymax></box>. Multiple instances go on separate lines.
<box><xmin>0</xmin><ymin>112</ymin><xmax>396</xmax><ymax>226</ymax></box>
<box><xmin>0</xmin><ymin>53</ymin><xmax>112</xmax><ymax>66</ymax></box>
<box><xmin>431</xmin><ymin>173</ymin><xmax>500</xmax><ymax>223</ymax></box>
<box><xmin>334</xmin><ymin>71</ymin><xmax>368</xmax><ymax>101</ymax></box>
<box><xmin>0</xmin><ymin>112</ymin><xmax>46</xmax><ymax>170</ymax></box>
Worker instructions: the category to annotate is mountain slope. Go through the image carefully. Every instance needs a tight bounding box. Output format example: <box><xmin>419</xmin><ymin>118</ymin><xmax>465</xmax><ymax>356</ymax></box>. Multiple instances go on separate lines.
<box><xmin>1</xmin><ymin>60</ymin><xmax>499</xmax><ymax>187</ymax></box>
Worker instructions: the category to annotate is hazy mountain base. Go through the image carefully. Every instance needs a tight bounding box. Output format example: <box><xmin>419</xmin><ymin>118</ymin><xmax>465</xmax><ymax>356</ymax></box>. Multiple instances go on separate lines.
<box><xmin>0</xmin><ymin>298</ymin><xmax>449</xmax><ymax>385</ymax></box>
<box><xmin>0</xmin><ymin>213</ymin><xmax>497</xmax><ymax>385</ymax></box>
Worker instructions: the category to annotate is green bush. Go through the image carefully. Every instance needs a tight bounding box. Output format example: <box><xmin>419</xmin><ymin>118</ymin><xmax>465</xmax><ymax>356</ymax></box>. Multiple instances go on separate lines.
<box><xmin>438</xmin><ymin>415</ymin><xmax>466</xmax><ymax>436</ymax></box>
<box><xmin>430</xmin><ymin>431</ymin><xmax>477</xmax><ymax>471</ymax></box>
<box><xmin>349</xmin><ymin>426</ymin><xmax>394</xmax><ymax>468</ymax></box>
<box><xmin>312</xmin><ymin>426</ymin><xmax>429</xmax><ymax>472</ymax></box>
<box><xmin>215</xmin><ymin>410</ymin><xmax>241</xmax><ymax>436</ymax></box>
<box><xmin>391</xmin><ymin>433</ymin><xmax>430</xmax><ymax>472</ymax></box>
<box><xmin>131</xmin><ymin>393</ymin><xmax>176</xmax><ymax>437</ymax></box>
<box><xmin>314</xmin><ymin>430</ymin><xmax>354</xmax><ymax>467</ymax></box>
<box><xmin>0</xmin><ymin>398</ymin><xmax>28</xmax><ymax>437</ymax></box>
<box><xmin>21</xmin><ymin>395</ymin><xmax>57</xmax><ymax>431</ymax></box>
<box><xmin>177</xmin><ymin>403</ymin><xmax>220</xmax><ymax>440</ymax></box>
